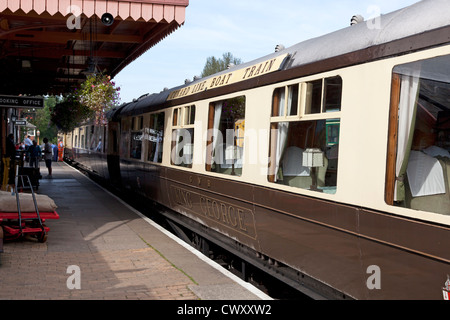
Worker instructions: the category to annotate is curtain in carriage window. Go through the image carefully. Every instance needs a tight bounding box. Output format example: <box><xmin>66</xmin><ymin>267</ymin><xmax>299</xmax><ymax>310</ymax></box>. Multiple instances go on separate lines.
<box><xmin>274</xmin><ymin>89</ymin><xmax>288</xmax><ymax>182</ymax></box>
<box><xmin>206</xmin><ymin>97</ymin><xmax>246</xmax><ymax>176</ymax></box>
<box><xmin>147</xmin><ymin>112</ymin><xmax>165</xmax><ymax>163</ymax></box>
<box><xmin>268</xmin><ymin>77</ymin><xmax>342</xmax><ymax>193</ymax></box>
<box><xmin>171</xmin><ymin>106</ymin><xmax>195</xmax><ymax>168</ymax></box>
<box><xmin>211</xmin><ymin>101</ymin><xmax>223</xmax><ymax>165</ymax></box>
<box><xmin>388</xmin><ymin>55</ymin><xmax>450</xmax><ymax>212</ymax></box>
<box><xmin>394</xmin><ymin>73</ymin><xmax>420</xmax><ymax>201</ymax></box>
<box><xmin>269</xmin><ymin>86</ymin><xmax>300</xmax><ymax>181</ymax></box>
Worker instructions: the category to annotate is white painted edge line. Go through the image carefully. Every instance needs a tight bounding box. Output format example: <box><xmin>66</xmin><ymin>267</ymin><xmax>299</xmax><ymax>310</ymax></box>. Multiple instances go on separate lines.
<box><xmin>63</xmin><ymin>162</ymin><xmax>273</xmax><ymax>301</ymax></box>
<box><xmin>133</xmin><ymin>210</ymin><xmax>273</xmax><ymax>301</ymax></box>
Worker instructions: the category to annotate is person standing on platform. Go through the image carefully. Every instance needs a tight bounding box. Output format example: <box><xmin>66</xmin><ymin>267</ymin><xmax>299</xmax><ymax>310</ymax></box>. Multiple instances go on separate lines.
<box><xmin>6</xmin><ymin>134</ymin><xmax>16</xmax><ymax>157</ymax></box>
<box><xmin>43</xmin><ymin>138</ymin><xmax>53</xmax><ymax>178</ymax></box>
<box><xmin>52</xmin><ymin>143</ymin><xmax>58</xmax><ymax>162</ymax></box>
<box><xmin>28</xmin><ymin>140</ymin><xmax>41</xmax><ymax>168</ymax></box>
<box><xmin>58</xmin><ymin>139</ymin><xmax>64</xmax><ymax>162</ymax></box>
<box><xmin>24</xmin><ymin>135</ymin><xmax>32</xmax><ymax>149</ymax></box>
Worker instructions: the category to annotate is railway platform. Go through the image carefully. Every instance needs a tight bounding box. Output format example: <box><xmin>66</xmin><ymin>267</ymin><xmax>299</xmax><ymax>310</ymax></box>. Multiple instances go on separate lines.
<box><xmin>0</xmin><ymin>162</ymin><xmax>271</xmax><ymax>301</ymax></box>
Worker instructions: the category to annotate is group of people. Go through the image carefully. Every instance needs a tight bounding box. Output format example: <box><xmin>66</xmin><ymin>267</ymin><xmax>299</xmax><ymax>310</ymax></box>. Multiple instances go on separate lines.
<box><xmin>22</xmin><ymin>135</ymin><xmax>42</xmax><ymax>168</ymax></box>
<box><xmin>4</xmin><ymin>134</ymin><xmax>64</xmax><ymax>183</ymax></box>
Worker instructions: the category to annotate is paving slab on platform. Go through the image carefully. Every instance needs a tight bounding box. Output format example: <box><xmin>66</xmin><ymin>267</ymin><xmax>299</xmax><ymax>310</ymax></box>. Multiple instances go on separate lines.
<box><xmin>0</xmin><ymin>162</ymin><xmax>270</xmax><ymax>301</ymax></box>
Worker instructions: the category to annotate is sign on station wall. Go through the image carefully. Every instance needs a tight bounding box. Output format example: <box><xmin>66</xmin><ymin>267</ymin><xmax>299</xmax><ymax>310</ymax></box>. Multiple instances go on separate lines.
<box><xmin>0</xmin><ymin>95</ymin><xmax>44</xmax><ymax>108</ymax></box>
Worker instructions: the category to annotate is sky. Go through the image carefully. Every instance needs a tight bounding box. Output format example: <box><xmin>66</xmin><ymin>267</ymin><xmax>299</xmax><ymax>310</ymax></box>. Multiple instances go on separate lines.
<box><xmin>113</xmin><ymin>0</ymin><xmax>421</xmax><ymax>103</ymax></box>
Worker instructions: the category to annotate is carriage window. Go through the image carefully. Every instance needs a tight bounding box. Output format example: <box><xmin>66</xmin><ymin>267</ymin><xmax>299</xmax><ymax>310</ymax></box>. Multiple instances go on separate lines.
<box><xmin>84</xmin><ymin>126</ymin><xmax>89</xmax><ymax>149</ymax></box>
<box><xmin>185</xmin><ymin>105</ymin><xmax>196</xmax><ymax>125</ymax></box>
<box><xmin>386</xmin><ymin>55</ymin><xmax>450</xmax><ymax>216</ymax></box>
<box><xmin>172</xmin><ymin>105</ymin><xmax>196</xmax><ymax>168</ymax></box>
<box><xmin>272</xmin><ymin>85</ymin><xmax>299</xmax><ymax>117</ymax></box>
<box><xmin>305</xmin><ymin>76</ymin><xmax>342</xmax><ymax>114</ymax></box>
<box><xmin>130</xmin><ymin>116</ymin><xmax>143</xmax><ymax>160</ymax></box>
<box><xmin>87</xmin><ymin>125</ymin><xmax>93</xmax><ymax>149</ymax></box>
<box><xmin>268</xmin><ymin>76</ymin><xmax>342</xmax><ymax>194</ymax></box>
<box><xmin>206</xmin><ymin>96</ymin><xmax>246</xmax><ymax>176</ymax></box>
<box><xmin>147</xmin><ymin>112</ymin><xmax>165</xmax><ymax>163</ymax></box>
<box><xmin>89</xmin><ymin>126</ymin><xmax>103</xmax><ymax>152</ymax></box>
<box><xmin>173</xmin><ymin>107</ymin><xmax>182</xmax><ymax>126</ymax></box>
<box><xmin>305</xmin><ymin>80</ymin><xmax>322</xmax><ymax>114</ymax></box>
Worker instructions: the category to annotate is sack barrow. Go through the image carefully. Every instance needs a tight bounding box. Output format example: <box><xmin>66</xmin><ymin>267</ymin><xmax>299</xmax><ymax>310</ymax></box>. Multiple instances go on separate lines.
<box><xmin>0</xmin><ymin>175</ymin><xmax>59</xmax><ymax>243</ymax></box>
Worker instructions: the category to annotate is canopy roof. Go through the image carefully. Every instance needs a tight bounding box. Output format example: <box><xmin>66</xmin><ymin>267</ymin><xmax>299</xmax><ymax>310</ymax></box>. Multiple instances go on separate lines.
<box><xmin>0</xmin><ymin>0</ymin><xmax>189</xmax><ymax>95</ymax></box>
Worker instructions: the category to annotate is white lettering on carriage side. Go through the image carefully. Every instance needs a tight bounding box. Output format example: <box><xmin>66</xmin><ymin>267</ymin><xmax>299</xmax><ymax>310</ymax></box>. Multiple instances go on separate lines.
<box><xmin>170</xmin><ymin>185</ymin><xmax>258</xmax><ymax>240</ymax></box>
<box><xmin>366</xmin><ymin>265</ymin><xmax>381</xmax><ymax>290</ymax></box>
<box><xmin>66</xmin><ymin>265</ymin><xmax>81</xmax><ymax>289</ymax></box>
<box><xmin>167</xmin><ymin>54</ymin><xmax>288</xmax><ymax>101</ymax></box>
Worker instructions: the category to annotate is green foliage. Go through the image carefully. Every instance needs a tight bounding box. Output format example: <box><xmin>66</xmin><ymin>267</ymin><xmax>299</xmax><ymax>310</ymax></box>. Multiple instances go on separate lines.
<box><xmin>35</xmin><ymin>96</ymin><xmax>59</xmax><ymax>142</ymax></box>
<box><xmin>201</xmin><ymin>52</ymin><xmax>243</xmax><ymax>77</ymax></box>
<box><xmin>223</xmin><ymin>96</ymin><xmax>246</xmax><ymax>120</ymax></box>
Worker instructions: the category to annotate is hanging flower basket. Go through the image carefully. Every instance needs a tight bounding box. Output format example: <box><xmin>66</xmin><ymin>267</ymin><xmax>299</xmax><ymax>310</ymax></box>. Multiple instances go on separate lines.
<box><xmin>50</xmin><ymin>73</ymin><xmax>120</xmax><ymax>132</ymax></box>
<box><xmin>76</xmin><ymin>73</ymin><xmax>120</xmax><ymax>125</ymax></box>
<box><xmin>50</xmin><ymin>94</ymin><xmax>92</xmax><ymax>133</ymax></box>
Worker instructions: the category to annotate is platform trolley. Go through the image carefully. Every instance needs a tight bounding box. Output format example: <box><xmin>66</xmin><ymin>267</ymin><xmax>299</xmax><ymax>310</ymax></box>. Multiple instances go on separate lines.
<box><xmin>0</xmin><ymin>175</ymin><xmax>59</xmax><ymax>243</ymax></box>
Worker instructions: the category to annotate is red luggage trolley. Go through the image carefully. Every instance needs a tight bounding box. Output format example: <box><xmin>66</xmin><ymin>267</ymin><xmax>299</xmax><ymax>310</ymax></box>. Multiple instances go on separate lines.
<box><xmin>0</xmin><ymin>175</ymin><xmax>59</xmax><ymax>243</ymax></box>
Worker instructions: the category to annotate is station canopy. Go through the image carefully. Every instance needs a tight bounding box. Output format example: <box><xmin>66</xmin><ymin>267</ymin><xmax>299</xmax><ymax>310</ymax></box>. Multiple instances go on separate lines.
<box><xmin>0</xmin><ymin>0</ymin><xmax>189</xmax><ymax>95</ymax></box>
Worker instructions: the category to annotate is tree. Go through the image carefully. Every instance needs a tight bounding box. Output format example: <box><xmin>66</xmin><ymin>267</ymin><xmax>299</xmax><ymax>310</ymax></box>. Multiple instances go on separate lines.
<box><xmin>201</xmin><ymin>52</ymin><xmax>243</xmax><ymax>77</ymax></box>
<box><xmin>35</xmin><ymin>96</ymin><xmax>60</xmax><ymax>143</ymax></box>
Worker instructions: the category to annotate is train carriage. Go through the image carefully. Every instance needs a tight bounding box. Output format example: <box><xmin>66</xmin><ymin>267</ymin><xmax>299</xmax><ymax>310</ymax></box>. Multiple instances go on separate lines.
<box><xmin>65</xmin><ymin>0</ymin><xmax>450</xmax><ymax>299</ymax></box>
